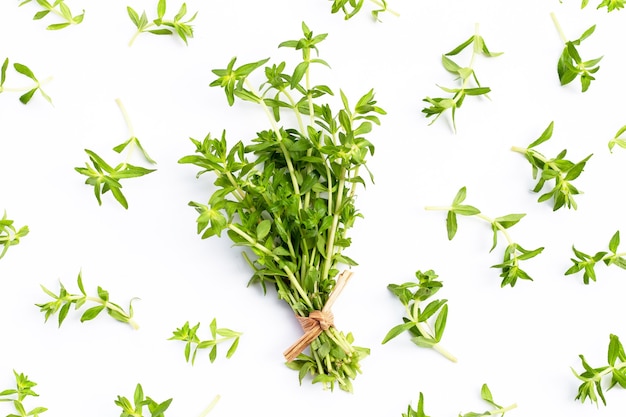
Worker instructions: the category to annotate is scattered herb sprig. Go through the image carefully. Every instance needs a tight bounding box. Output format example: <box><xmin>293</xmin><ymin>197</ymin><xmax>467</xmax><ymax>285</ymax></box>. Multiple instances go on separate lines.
<box><xmin>329</xmin><ymin>0</ymin><xmax>398</xmax><ymax>21</ymax></box>
<box><xmin>422</xmin><ymin>23</ymin><xmax>502</xmax><ymax>133</ymax></box>
<box><xmin>0</xmin><ymin>58</ymin><xmax>52</xmax><ymax>104</ymax></box>
<box><xmin>180</xmin><ymin>22</ymin><xmax>384</xmax><ymax>391</ymax></box>
<box><xmin>566</xmin><ymin>230</ymin><xmax>626</xmax><ymax>284</ymax></box>
<box><xmin>511</xmin><ymin>121</ymin><xmax>592</xmax><ymax>211</ymax></box>
<box><xmin>75</xmin><ymin>98</ymin><xmax>156</xmax><ymax>209</ymax></box>
<box><xmin>0</xmin><ymin>370</ymin><xmax>47</xmax><ymax>417</ymax></box>
<box><xmin>383</xmin><ymin>269</ymin><xmax>456</xmax><ymax>362</ymax></box>
<box><xmin>169</xmin><ymin>319</ymin><xmax>242</xmax><ymax>365</ymax></box>
<box><xmin>127</xmin><ymin>0</ymin><xmax>197</xmax><ymax>46</ymax></box>
<box><xmin>403</xmin><ymin>384</ymin><xmax>516</xmax><ymax>417</ymax></box>
<box><xmin>551</xmin><ymin>13</ymin><xmax>602</xmax><ymax>92</ymax></box>
<box><xmin>0</xmin><ymin>211</ymin><xmax>29</xmax><ymax>260</ymax></box>
<box><xmin>36</xmin><ymin>270</ymin><xmax>139</xmax><ymax>329</ymax></box>
<box><xmin>608</xmin><ymin>125</ymin><xmax>626</xmax><ymax>152</ymax></box>
<box><xmin>425</xmin><ymin>187</ymin><xmax>543</xmax><ymax>287</ymax></box>
<box><xmin>18</xmin><ymin>0</ymin><xmax>84</xmax><ymax>30</ymax></box>
<box><xmin>572</xmin><ymin>334</ymin><xmax>626</xmax><ymax>406</ymax></box>
<box><xmin>578</xmin><ymin>0</ymin><xmax>625</xmax><ymax>12</ymax></box>
<box><xmin>114</xmin><ymin>383</ymin><xmax>172</xmax><ymax>417</ymax></box>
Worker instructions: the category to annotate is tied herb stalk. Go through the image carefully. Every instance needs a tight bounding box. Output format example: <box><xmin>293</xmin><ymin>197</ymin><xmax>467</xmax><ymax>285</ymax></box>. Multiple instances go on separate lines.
<box><xmin>179</xmin><ymin>22</ymin><xmax>385</xmax><ymax>391</ymax></box>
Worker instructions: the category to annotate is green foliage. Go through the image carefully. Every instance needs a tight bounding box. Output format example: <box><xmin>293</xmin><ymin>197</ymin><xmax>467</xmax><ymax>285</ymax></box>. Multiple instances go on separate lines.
<box><xmin>169</xmin><ymin>319</ymin><xmax>242</xmax><ymax>365</ymax></box>
<box><xmin>127</xmin><ymin>0</ymin><xmax>197</xmax><ymax>46</ymax></box>
<box><xmin>383</xmin><ymin>270</ymin><xmax>455</xmax><ymax>362</ymax></box>
<box><xmin>512</xmin><ymin>121</ymin><xmax>592</xmax><ymax>211</ymax></box>
<box><xmin>425</xmin><ymin>187</ymin><xmax>543</xmax><ymax>288</ymax></box>
<box><xmin>422</xmin><ymin>24</ymin><xmax>502</xmax><ymax>132</ymax></box>
<box><xmin>572</xmin><ymin>334</ymin><xmax>626</xmax><ymax>406</ymax></box>
<box><xmin>0</xmin><ymin>370</ymin><xmax>48</xmax><ymax>417</ymax></box>
<box><xmin>180</xmin><ymin>22</ymin><xmax>384</xmax><ymax>392</ymax></box>
<box><xmin>0</xmin><ymin>211</ymin><xmax>29</xmax><ymax>260</ymax></box>
<box><xmin>579</xmin><ymin>0</ymin><xmax>625</xmax><ymax>11</ymax></box>
<box><xmin>114</xmin><ymin>384</ymin><xmax>172</xmax><ymax>417</ymax></box>
<box><xmin>329</xmin><ymin>0</ymin><xmax>397</xmax><ymax>21</ymax></box>
<box><xmin>0</xmin><ymin>58</ymin><xmax>52</xmax><ymax>104</ymax></box>
<box><xmin>566</xmin><ymin>230</ymin><xmax>626</xmax><ymax>284</ymax></box>
<box><xmin>18</xmin><ymin>0</ymin><xmax>84</xmax><ymax>30</ymax></box>
<box><xmin>608</xmin><ymin>125</ymin><xmax>626</xmax><ymax>152</ymax></box>
<box><xmin>36</xmin><ymin>270</ymin><xmax>139</xmax><ymax>329</ymax></box>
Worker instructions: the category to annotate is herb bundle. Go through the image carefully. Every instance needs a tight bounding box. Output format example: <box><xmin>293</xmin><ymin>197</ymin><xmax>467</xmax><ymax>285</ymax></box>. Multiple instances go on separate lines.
<box><xmin>421</xmin><ymin>23</ymin><xmax>501</xmax><ymax>132</ymax></box>
<box><xmin>566</xmin><ymin>230</ymin><xmax>626</xmax><ymax>284</ymax></box>
<box><xmin>383</xmin><ymin>269</ymin><xmax>456</xmax><ymax>362</ymax></box>
<box><xmin>0</xmin><ymin>211</ymin><xmax>29</xmax><ymax>260</ymax></box>
<box><xmin>179</xmin><ymin>22</ymin><xmax>384</xmax><ymax>391</ymax></box>
<box><xmin>127</xmin><ymin>0</ymin><xmax>197</xmax><ymax>46</ymax></box>
<box><xmin>169</xmin><ymin>319</ymin><xmax>241</xmax><ymax>365</ymax></box>
<box><xmin>0</xmin><ymin>58</ymin><xmax>52</xmax><ymax>104</ymax></box>
<box><xmin>511</xmin><ymin>121</ymin><xmax>592</xmax><ymax>211</ymax></box>
<box><xmin>0</xmin><ymin>370</ymin><xmax>47</xmax><ymax>417</ymax></box>
<box><xmin>114</xmin><ymin>384</ymin><xmax>172</xmax><ymax>417</ymax></box>
<box><xmin>328</xmin><ymin>0</ymin><xmax>398</xmax><ymax>21</ymax></box>
<box><xmin>425</xmin><ymin>187</ymin><xmax>543</xmax><ymax>287</ymax></box>
<box><xmin>18</xmin><ymin>0</ymin><xmax>84</xmax><ymax>30</ymax></box>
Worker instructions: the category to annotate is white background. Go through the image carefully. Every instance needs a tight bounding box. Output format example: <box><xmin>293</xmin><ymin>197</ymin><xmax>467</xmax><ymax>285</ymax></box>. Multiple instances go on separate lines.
<box><xmin>1</xmin><ymin>0</ymin><xmax>626</xmax><ymax>416</ymax></box>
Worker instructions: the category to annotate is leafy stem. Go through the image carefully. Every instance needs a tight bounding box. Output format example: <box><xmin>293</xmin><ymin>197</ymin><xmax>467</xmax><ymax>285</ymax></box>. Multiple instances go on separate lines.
<box><xmin>608</xmin><ymin>125</ymin><xmax>626</xmax><ymax>152</ymax></box>
<box><xmin>0</xmin><ymin>370</ymin><xmax>47</xmax><ymax>417</ymax></box>
<box><xmin>114</xmin><ymin>383</ymin><xmax>172</xmax><ymax>417</ymax></box>
<box><xmin>18</xmin><ymin>0</ymin><xmax>84</xmax><ymax>30</ymax></box>
<box><xmin>0</xmin><ymin>211</ymin><xmax>29</xmax><ymax>260</ymax></box>
<box><xmin>169</xmin><ymin>319</ymin><xmax>242</xmax><ymax>365</ymax></box>
<box><xmin>566</xmin><ymin>230</ymin><xmax>626</xmax><ymax>284</ymax></box>
<box><xmin>127</xmin><ymin>0</ymin><xmax>198</xmax><ymax>46</ymax></box>
<box><xmin>0</xmin><ymin>58</ymin><xmax>52</xmax><ymax>104</ymax></box>
<box><xmin>329</xmin><ymin>0</ymin><xmax>398</xmax><ymax>21</ymax></box>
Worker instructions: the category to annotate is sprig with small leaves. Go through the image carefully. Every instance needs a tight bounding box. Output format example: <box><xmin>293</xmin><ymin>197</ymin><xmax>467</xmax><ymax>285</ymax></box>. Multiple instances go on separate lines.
<box><xmin>511</xmin><ymin>121</ymin><xmax>592</xmax><ymax>211</ymax></box>
<box><xmin>578</xmin><ymin>0</ymin><xmax>625</xmax><ymax>11</ymax></box>
<box><xmin>18</xmin><ymin>0</ymin><xmax>84</xmax><ymax>30</ymax></box>
<box><xmin>114</xmin><ymin>384</ymin><xmax>172</xmax><ymax>417</ymax></box>
<box><xmin>127</xmin><ymin>0</ymin><xmax>197</xmax><ymax>46</ymax></box>
<box><xmin>36</xmin><ymin>270</ymin><xmax>139</xmax><ymax>329</ymax></box>
<box><xmin>169</xmin><ymin>319</ymin><xmax>242</xmax><ymax>365</ymax></box>
<box><xmin>383</xmin><ymin>270</ymin><xmax>456</xmax><ymax>362</ymax></box>
<box><xmin>0</xmin><ymin>370</ymin><xmax>47</xmax><ymax>417</ymax></box>
<box><xmin>0</xmin><ymin>211</ymin><xmax>29</xmax><ymax>260</ymax></box>
<box><xmin>422</xmin><ymin>23</ymin><xmax>501</xmax><ymax>133</ymax></box>
<box><xmin>402</xmin><ymin>384</ymin><xmax>516</xmax><ymax>417</ymax></box>
<box><xmin>566</xmin><ymin>230</ymin><xmax>626</xmax><ymax>284</ymax></box>
<box><xmin>608</xmin><ymin>125</ymin><xmax>626</xmax><ymax>152</ymax></box>
<box><xmin>425</xmin><ymin>187</ymin><xmax>543</xmax><ymax>288</ymax></box>
<box><xmin>329</xmin><ymin>0</ymin><xmax>398</xmax><ymax>21</ymax></box>
<box><xmin>0</xmin><ymin>58</ymin><xmax>52</xmax><ymax>104</ymax></box>
<box><xmin>572</xmin><ymin>334</ymin><xmax>626</xmax><ymax>406</ymax></box>
<box><xmin>75</xmin><ymin>98</ymin><xmax>156</xmax><ymax>209</ymax></box>
<box><xmin>551</xmin><ymin>13</ymin><xmax>602</xmax><ymax>92</ymax></box>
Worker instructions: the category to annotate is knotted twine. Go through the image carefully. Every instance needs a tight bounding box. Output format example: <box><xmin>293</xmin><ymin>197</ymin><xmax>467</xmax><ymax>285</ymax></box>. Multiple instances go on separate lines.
<box><xmin>283</xmin><ymin>270</ymin><xmax>353</xmax><ymax>362</ymax></box>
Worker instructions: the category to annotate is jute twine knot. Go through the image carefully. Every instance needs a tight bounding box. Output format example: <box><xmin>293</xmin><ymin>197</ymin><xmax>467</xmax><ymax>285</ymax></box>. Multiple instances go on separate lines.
<box><xmin>283</xmin><ymin>270</ymin><xmax>353</xmax><ymax>362</ymax></box>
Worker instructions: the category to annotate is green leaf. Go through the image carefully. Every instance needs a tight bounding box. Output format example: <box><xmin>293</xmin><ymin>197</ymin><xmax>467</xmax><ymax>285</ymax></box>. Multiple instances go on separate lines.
<box><xmin>80</xmin><ymin>305</ymin><xmax>105</xmax><ymax>322</ymax></box>
<box><xmin>381</xmin><ymin>322</ymin><xmax>414</xmax><ymax>344</ymax></box>
<box><xmin>528</xmin><ymin>121</ymin><xmax>554</xmax><ymax>148</ymax></box>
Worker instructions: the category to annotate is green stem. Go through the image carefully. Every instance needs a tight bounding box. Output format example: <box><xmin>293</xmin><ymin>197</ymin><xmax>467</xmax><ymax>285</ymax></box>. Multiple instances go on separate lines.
<box><xmin>369</xmin><ymin>0</ymin><xmax>400</xmax><ymax>16</ymax></box>
<box><xmin>489</xmin><ymin>403</ymin><xmax>518</xmax><ymax>415</ymax></box>
<box><xmin>550</xmin><ymin>12</ymin><xmax>568</xmax><ymax>44</ymax></box>
<box><xmin>1</xmin><ymin>76</ymin><xmax>53</xmax><ymax>93</ymax></box>
<box><xmin>321</xmin><ymin>167</ymin><xmax>346</xmax><ymax>282</ymax></box>
<box><xmin>197</xmin><ymin>395</ymin><xmax>220</xmax><ymax>417</ymax></box>
<box><xmin>83</xmin><ymin>296</ymin><xmax>139</xmax><ymax>330</ymax></box>
<box><xmin>408</xmin><ymin>303</ymin><xmax>457</xmax><ymax>363</ymax></box>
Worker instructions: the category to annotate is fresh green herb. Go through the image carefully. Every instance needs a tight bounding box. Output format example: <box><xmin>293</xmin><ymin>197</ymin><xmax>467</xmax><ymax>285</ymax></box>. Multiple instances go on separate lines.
<box><xmin>422</xmin><ymin>23</ymin><xmax>502</xmax><ymax>133</ymax></box>
<box><xmin>572</xmin><ymin>334</ymin><xmax>626</xmax><ymax>406</ymax></box>
<box><xmin>180</xmin><ymin>22</ymin><xmax>384</xmax><ymax>391</ymax></box>
<box><xmin>551</xmin><ymin>13</ymin><xmax>602</xmax><ymax>92</ymax></box>
<box><xmin>0</xmin><ymin>370</ymin><xmax>48</xmax><ymax>417</ymax></box>
<box><xmin>197</xmin><ymin>395</ymin><xmax>220</xmax><ymax>417</ymax></box>
<box><xmin>566</xmin><ymin>230</ymin><xmax>626</xmax><ymax>284</ymax></box>
<box><xmin>114</xmin><ymin>383</ymin><xmax>172</xmax><ymax>417</ymax></box>
<box><xmin>18</xmin><ymin>0</ymin><xmax>84</xmax><ymax>30</ymax></box>
<box><xmin>608</xmin><ymin>125</ymin><xmax>626</xmax><ymax>152</ymax></box>
<box><xmin>329</xmin><ymin>0</ymin><xmax>398</xmax><ymax>21</ymax></box>
<box><xmin>169</xmin><ymin>319</ymin><xmax>242</xmax><ymax>365</ymax></box>
<box><xmin>511</xmin><ymin>121</ymin><xmax>592</xmax><ymax>211</ymax></box>
<box><xmin>383</xmin><ymin>270</ymin><xmax>456</xmax><ymax>362</ymax></box>
<box><xmin>0</xmin><ymin>58</ymin><xmax>52</xmax><ymax>104</ymax></box>
<box><xmin>127</xmin><ymin>0</ymin><xmax>197</xmax><ymax>46</ymax></box>
<box><xmin>0</xmin><ymin>211</ymin><xmax>29</xmax><ymax>260</ymax></box>
<box><xmin>402</xmin><ymin>384</ymin><xmax>516</xmax><ymax>417</ymax></box>
<box><xmin>75</xmin><ymin>98</ymin><xmax>156</xmax><ymax>209</ymax></box>
<box><xmin>425</xmin><ymin>187</ymin><xmax>543</xmax><ymax>288</ymax></box>
<box><xmin>578</xmin><ymin>0</ymin><xmax>625</xmax><ymax>11</ymax></box>
<box><xmin>36</xmin><ymin>270</ymin><xmax>139</xmax><ymax>329</ymax></box>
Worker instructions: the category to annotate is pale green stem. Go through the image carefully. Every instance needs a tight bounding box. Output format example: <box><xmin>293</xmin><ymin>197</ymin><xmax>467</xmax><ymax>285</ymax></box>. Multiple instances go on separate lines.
<box><xmin>1</xmin><ymin>76</ymin><xmax>53</xmax><ymax>93</ymax></box>
<box><xmin>321</xmin><ymin>168</ymin><xmax>346</xmax><ymax>282</ymax></box>
<box><xmin>550</xmin><ymin>12</ymin><xmax>568</xmax><ymax>44</ymax></box>
<box><xmin>82</xmin><ymin>296</ymin><xmax>139</xmax><ymax>330</ymax></box>
<box><xmin>408</xmin><ymin>302</ymin><xmax>457</xmax><ymax>363</ymax></box>
<box><xmin>197</xmin><ymin>395</ymin><xmax>220</xmax><ymax>417</ymax></box>
<box><xmin>369</xmin><ymin>0</ymin><xmax>400</xmax><ymax>16</ymax></box>
<box><xmin>115</xmin><ymin>98</ymin><xmax>139</xmax><ymax>167</ymax></box>
<box><xmin>489</xmin><ymin>403</ymin><xmax>518</xmax><ymax>415</ymax></box>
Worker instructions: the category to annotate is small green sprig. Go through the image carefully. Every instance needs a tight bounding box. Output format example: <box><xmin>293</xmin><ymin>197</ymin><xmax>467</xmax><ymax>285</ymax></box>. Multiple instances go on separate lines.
<box><xmin>0</xmin><ymin>211</ymin><xmax>29</xmax><ymax>260</ymax></box>
<box><xmin>511</xmin><ymin>121</ymin><xmax>592</xmax><ymax>211</ymax></box>
<box><xmin>0</xmin><ymin>58</ymin><xmax>52</xmax><ymax>104</ymax></box>
<box><xmin>114</xmin><ymin>384</ymin><xmax>172</xmax><ymax>417</ymax></box>
<box><xmin>18</xmin><ymin>0</ymin><xmax>84</xmax><ymax>30</ymax></box>
<box><xmin>566</xmin><ymin>230</ymin><xmax>626</xmax><ymax>284</ymax></box>
<box><xmin>383</xmin><ymin>270</ymin><xmax>456</xmax><ymax>362</ymax></box>
<box><xmin>329</xmin><ymin>0</ymin><xmax>398</xmax><ymax>21</ymax></box>
<box><xmin>0</xmin><ymin>370</ymin><xmax>48</xmax><ymax>417</ymax></box>
<box><xmin>426</xmin><ymin>187</ymin><xmax>543</xmax><ymax>288</ymax></box>
<box><xmin>403</xmin><ymin>384</ymin><xmax>516</xmax><ymax>417</ymax></box>
<box><xmin>608</xmin><ymin>125</ymin><xmax>626</xmax><ymax>152</ymax></box>
<box><xmin>551</xmin><ymin>13</ymin><xmax>602</xmax><ymax>92</ymax></box>
<box><xmin>36</xmin><ymin>270</ymin><xmax>139</xmax><ymax>329</ymax></box>
<box><xmin>579</xmin><ymin>0</ymin><xmax>625</xmax><ymax>11</ymax></box>
<box><xmin>75</xmin><ymin>99</ymin><xmax>156</xmax><ymax>209</ymax></box>
<box><xmin>127</xmin><ymin>0</ymin><xmax>197</xmax><ymax>46</ymax></box>
<box><xmin>422</xmin><ymin>23</ymin><xmax>502</xmax><ymax>133</ymax></box>
<box><xmin>572</xmin><ymin>334</ymin><xmax>626</xmax><ymax>406</ymax></box>
<box><xmin>169</xmin><ymin>319</ymin><xmax>242</xmax><ymax>365</ymax></box>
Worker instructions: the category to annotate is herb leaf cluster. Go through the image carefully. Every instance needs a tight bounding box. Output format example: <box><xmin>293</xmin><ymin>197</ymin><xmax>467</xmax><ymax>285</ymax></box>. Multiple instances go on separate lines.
<box><xmin>37</xmin><ymin>271</ymin><xmax>139</xmax><ymax>329</ymax></box>
<box><xmin>127</xmin><ymin>0</ymin><xmax>198</xmax><ymax>46</ymax></box>
<box><xmin>169</xmin><ymin>319</ymin><xmax>242</xmax><ymax>365</ymax></box>
<box><xmin>0</xmin><ymin>211</ymin><xmax>29</xmax><ymax>260</ymax></box>
<box><xmin>1</xmin><ymin>58</ymin><xmax>52</xmax><ymax>104</ymax></box>
<box><xmin>0</xmin><ymin>370</ymin><xmax>47</xmax><ymax>417</ymax></box>
<box><xmin>608</xmin><ymin>125</ymin><xmax>626</xmax><ymax>152</ymax></box>
<box><xmin>426</xmin><ymin>187</ymin><xmax>543</xmax><ymax>287</ymax></box>
<box><xmin>566</xmin><ymin>230</ymin><xmax>626</xmax><ymax>284</ymax></box>
<box><xmin>329</xmin><ymin>0</ymin><xmax>397</xmax><ymax>21</ymax></box>
<box><xmin>579</xmin><ymin>0</ymin><xmax>625</xmax><ymax>12</ymax></box>
<box><xmin>422</xmin><ymin>24</ymin><xmax>501</xmax><ymax>132</ymax></box>
<box><xmin>18</xmin><ymin>0</ymin><xmax>84</xmax><ymax>30</ymax></box>
<box><xmin>383</xmin><ymin>269</ymin><xmax>456</xmax><ymax>362</ymax></box>
<box><xmin>512</xmin><ymin>121</ymin><xmax>592</xmax><ymax>211</ymax></box>
<box><xmin>114</xmin><ymin>384</ymin><xmax>172</xmax><ymax>417</ymax></box>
